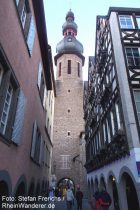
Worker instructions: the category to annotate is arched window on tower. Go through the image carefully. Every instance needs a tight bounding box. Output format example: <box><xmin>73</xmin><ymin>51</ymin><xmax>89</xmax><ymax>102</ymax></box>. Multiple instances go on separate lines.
<box><xmin>58</xmin><ymin>62</ymin><xmax>61</xmax><ymax>77</ymax></box>
<box><xmin>68</xmin><ymin>60</ymin><xmax>71</xmax><ymax>74</ymax></box>
<box><xmin>78</xmin><ymin>62</ymin><xmax>80</xmax><ymax>77</ymax></box>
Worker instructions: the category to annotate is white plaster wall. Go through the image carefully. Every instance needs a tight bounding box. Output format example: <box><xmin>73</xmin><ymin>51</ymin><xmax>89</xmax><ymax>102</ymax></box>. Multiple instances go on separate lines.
<box><xmin>87</xmin><ymin>148</ymin><xmax>140</xmax><ymax>185</ymax></box>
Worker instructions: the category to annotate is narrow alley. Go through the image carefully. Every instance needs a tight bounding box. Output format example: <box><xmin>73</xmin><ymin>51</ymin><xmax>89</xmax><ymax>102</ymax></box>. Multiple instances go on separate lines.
<box><xmin>0</xmin><ymin>1</ymin><xmax>140</xmax><ymax>210</ymax></box>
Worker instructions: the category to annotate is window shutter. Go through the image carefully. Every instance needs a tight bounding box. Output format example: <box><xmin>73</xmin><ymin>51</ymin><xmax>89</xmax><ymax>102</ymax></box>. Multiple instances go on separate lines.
<box><xmin>39</xmin><ymin>136</ymin><xmax>44</xmax><ymax>165</ymax></box>
<box><xmin>37</xmin><ymin>62</ymin><xmax>42</xmax><ymax>89</ymax></box>
<box><xmin>27</xmin><ymin>15</ymin><xmax>35</xmax><ymax>55</ymax></box>
<box><xmin>43</xmin><ymin>86</ymin><xmax>47</xmax><ymax>108</ymax></box>
<box><xmin>41</xmin><ymin>141</ymin><xmax>45</xmax><ymax>165</ymax></box>
<box><xmin>12</xmin><ymin>90</ymin><xmax>26</xmax><ymax>145</ymax></box>
<box><xmin>45</xmin><ymin>146</ymin><xmax>47</xmax><ymax>165</ymax></box>
<box><xmin>31</xmin><ymin>121</ymin><xmax>37</xmax><ymax>158</ymax></box>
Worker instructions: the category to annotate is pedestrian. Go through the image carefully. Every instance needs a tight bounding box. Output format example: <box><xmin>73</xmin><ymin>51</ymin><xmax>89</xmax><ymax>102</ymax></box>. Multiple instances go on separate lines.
<box><xmin>66</xmin><ymin>186</ymin><xmax>75</xmax><ymax>210</ymax></box>
<box><xmin>76</xmin><ymin>187</ymin><xmax>83</xmax><ymax>210</ymax></box>
<box><xmin>48</xmin><ymin>187</ymin><xmax>55</xmax><ymax>209</ymax></box>
<box><xmin>99</xmin><ymin>187</ymin><xmax>112</xmax><ymax>210</ymax></box>
<box><xmin>48</xmin><ymin>187</ymin><xmax>54</xmax><ymax>199</ymax></box>
<box><xmin>89</xmin><ymin>193</ymin><xmax>96</xmax><ymax>210</ymax></box>
<box><xmin>89</xmin><ymin>189</ymin><xmax>102</xmax><ymax>210</ymax></box>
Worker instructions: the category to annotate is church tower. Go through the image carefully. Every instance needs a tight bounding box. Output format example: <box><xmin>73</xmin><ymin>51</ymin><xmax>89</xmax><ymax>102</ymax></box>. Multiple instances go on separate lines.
<box><xmin>52</xmin><ymin>10</ymin><xmax>85</xmax><ymax>193</ymax></box>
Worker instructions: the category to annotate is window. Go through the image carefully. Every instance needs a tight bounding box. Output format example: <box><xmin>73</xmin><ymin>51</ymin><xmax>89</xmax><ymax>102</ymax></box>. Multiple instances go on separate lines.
<box><xmin>44</xmin><ymin>146</ymin><xmax>50</xmax><ymax>167</ymax></box>
<box><xmin>47</xmin><ymin>118</ymin><xmax>49</xmax><ymax>132</ymax></box>
<box><xmin>0</xmin><ymin>84</ymin><xmax>13</xmax><ymax>135</ymax></box>
<box><xmin>26</xmin><ymin>16</ymin><xmax>35</xmax><ymax>55</ymax></box>
<box><xmin>34</xmin><ymin>127</ymin><xmax>41</xmax><ymax>163</ymax></box>
<box><xmin>60</xmin><ymin>155</ymin><xmax>71</xmax><ymax>169</ymax></box>
<box><xmin>133</xmin><ymin>90</ymin><xmax>140</xmax><ymax>124</ymax></box>
<box><xmin>37</xmin><ymin>62</ymin><xmax>45</xmax><ymax>103</ymax></box>
<box><xmin>16</xmin><ymin>0</ymin><xmax>19</xmax><ymax>5</ymax></box>
<box><xmin>0</xmin><ymin>49</ymin><xmax>26</xmax><ymax>143</ymax></box>
<box><xmin>49</xmin><ymin>92</ymin><xmax>51</xmax><ymax>107</ymax></box>
<box><xmin>125</xmin><ymin>47</ymin><xmax>140</xmax><ymax>66</ymax></box>
<box><xmin>111</xmin><ymin>112</ymin><xmax>115</xmax><ymax>135</ymax></box>
<box><xmin>115</xmin><ymin>103</ymin><xmax>121</xmax><ymax>129</ymax></box>
<box><xmin>136</xmin><ymin>16</ymin><xmax>140</xmax><ymax>29</ymax></box>
<box><xmin>106</xmin><ymin>118</ymin><xmax>111</xmax><ymax>143</ymax></box>
<box><xmin>119</xmin><ymin>15</ymin><xmax>134</xmax><ymax>29</ymax></box>
<box><xmin>50</xmin><ymin>125</ymin><xmax>51</xmax><ymax>136</ymax></box>
<box><xmin>16</xmin><ymin>0</ymin><xmax>35</xmax><ymax>55</ymax></box>
<box><xmin>68</xmin><ymin>131</ymin><xmax>70</xmax><ymax>136</ymax></box>
<box><xmin>31</xmin><ymin>121</ymin><xmax>43</xmax><ymax>165</ymax></box>
<box><xmin>20</xmin><ymin>3</ymin><xmax>27</xmax><ymax>28</ymax></box>
<box><xmin>103</xmin><ymin>122</ymin><xmax>106</xmax><ymax>143</ymax></box>
<box><xmin>78</xmin><ymin>62</ymin><xmax>80</xmax><ymax>77</ymax></box>
<box><xmin>46</xmin><ymin>148</ymin><xmax>50</xmax><ymax>167</ymax></box>
<box><xmin>58</xmin><ymin>62</ymin><xmax>61</xmax><ymax>77</ymax></box>
<box><xmin>51</xmin><ymin>100</ymin><xmax>53</xmax><ymax>114</ymax></box>
<box><xmin>68</xmin><ymin>60</ymin><xmax>71</xmax><ymax>74</ymax></box>
<box><xmin>0</xmin><ymin>64</ymin><xmax>4</xmax><ymax>86</ymax></box>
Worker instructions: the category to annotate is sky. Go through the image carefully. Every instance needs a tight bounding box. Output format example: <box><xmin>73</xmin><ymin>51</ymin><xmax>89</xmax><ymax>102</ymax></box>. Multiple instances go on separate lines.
<box><xmin>43</xmin><ymin>0</ymin><xmax>140</xmax><ymax>80</ymax></box>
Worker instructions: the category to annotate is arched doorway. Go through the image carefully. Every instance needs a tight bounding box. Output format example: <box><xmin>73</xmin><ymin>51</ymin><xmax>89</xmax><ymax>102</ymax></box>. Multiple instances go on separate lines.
<box><xmin>123</xmin><ymin>173</ymin><xmax>139</xmax><ymax>210</ymax></box>
<box><xmin>0</xmin><ymin>181</ymin><xmax>9</xmax><ymax>209</ymax></box>
<box><xmin>28</xmin><ymin>182</ymin><xmax>35</xmax><ymax>205</ymax></box>
<box><xmin>36</xmin><ymin>183</ymin><xmax>40</xmax><ymax>196</ymax></box>
<box><xmin>13</xmin><ymin>182</ymin><xmax>26</xmax><ymax>210</ymax></box>
<box><xmin>28</xmin><ymin>182</ymin><xmax>35</xmax><ymax>196</ymax></box>
<box><xmin>108</xmin><ymin>175</ymin><xmax>120</xmax><ymax>210</ymax></box>
<box><xmin>41</xmin><ymin>180</ymin><xmax>45</xmax><ymax>194</ymax></box>
<box><xmin>100</xmin><ymin>177</ymin><xmax>106</xmax><ymax>190</ymax></box>
<box><xmin>57</xmin><ymin>178</ymin><xmax>75</xmax><ymax>197</ymax></box>
<box><xmin>87</xmin><ymin>179</ymin><xmax>91</xmax><ymax>198</ymax></box>
<box><xmin>95</xmin><ymin>178</ymin><xmax>98</xmax><ymax>191</ymax></box>
<box><xmin>91</xmin><ymin>178</ymin><xmax>94</xmax><ymax>194</ymax></box>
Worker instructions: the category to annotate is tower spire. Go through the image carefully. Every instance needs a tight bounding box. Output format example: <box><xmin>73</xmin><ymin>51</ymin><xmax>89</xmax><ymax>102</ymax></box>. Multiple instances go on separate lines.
<box><xmin>68</xmin><ymin>0</ymin><xmax>72</xmax><ymax>10</ymax></box>
<box><xmin>54</xmin><ymin>10</ymin><xmax>84</xmax><ymax>65</ymax></box>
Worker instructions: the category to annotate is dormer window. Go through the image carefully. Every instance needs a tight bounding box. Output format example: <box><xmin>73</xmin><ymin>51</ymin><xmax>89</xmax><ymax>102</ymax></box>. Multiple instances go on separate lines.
<box><xmin>119</xmin><ymin>15</ymin><xmax>134</xmax><ymax>29</ymax></box>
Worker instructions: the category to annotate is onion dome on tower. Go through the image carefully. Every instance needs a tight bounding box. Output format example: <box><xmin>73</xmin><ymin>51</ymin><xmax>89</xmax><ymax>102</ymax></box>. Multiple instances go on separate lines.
<box><xmin>54</xmin><ymin>10</ymin><xmax>85</xmax><ymax>65</ymax></box>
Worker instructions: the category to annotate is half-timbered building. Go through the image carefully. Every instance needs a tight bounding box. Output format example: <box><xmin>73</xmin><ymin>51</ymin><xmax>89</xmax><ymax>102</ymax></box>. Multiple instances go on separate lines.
<box><xmin>84</xmin><ymin>7</ymin><xmax>140</xmax><ymax>210</ymax></box>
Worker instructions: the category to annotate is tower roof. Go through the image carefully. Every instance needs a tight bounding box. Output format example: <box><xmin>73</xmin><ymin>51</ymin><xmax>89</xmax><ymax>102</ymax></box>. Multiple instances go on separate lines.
<box><xmin>55</xmin><ymin>10</ymin><xmax>84</xmax><ymax>65</ymax></box>
<box><xmin>66</xmin><ymin>9</ymin><xmax>75</xmax><ymax>20</ymax></box>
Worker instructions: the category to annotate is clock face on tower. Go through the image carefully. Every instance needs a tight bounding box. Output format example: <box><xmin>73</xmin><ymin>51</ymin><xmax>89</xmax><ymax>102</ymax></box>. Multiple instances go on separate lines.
<box><xmin>67</xmin><ymin>37</ymin><xmax>72</xmax><ymax>42</ymax></box>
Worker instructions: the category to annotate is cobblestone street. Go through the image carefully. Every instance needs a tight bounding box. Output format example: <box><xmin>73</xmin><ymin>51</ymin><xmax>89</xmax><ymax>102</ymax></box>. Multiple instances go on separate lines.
<box><xmin>50</xmin><ymin>199</ymin><xmax>91</xmax><ymax>210</ymax></box>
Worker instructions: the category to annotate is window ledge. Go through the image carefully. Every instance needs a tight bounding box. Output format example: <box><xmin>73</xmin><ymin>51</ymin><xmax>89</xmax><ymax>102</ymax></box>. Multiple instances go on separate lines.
<box><xmin>30</xmin><ymin>157</ymin><xmax>41</xmax><ymax>167</ymax></box>
<box><xmin>0</xmin><ymin>133</ymin><xmax>12</xmax><ymax>146</ymax></box>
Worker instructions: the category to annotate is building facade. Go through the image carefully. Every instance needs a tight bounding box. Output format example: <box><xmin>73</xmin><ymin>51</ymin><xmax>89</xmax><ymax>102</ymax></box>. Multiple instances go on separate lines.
<box><xmin>84</xmin><ymin>7</ymin><xmax>140</xmax><ymax>210</ymax></box>
<box><xmin>0</xmin><ymin>0</ymin><xmax>53</xmax><ymax>205</ymax></box>
<box><xmin>45</xmin><ymin>46</ymin><xmax>56</xmax><ymax>188</ymax></box>
<box><xmin>52</xmin><ymin>10</ymin><xmax>87</xmax><ymax>194</ymax></box>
